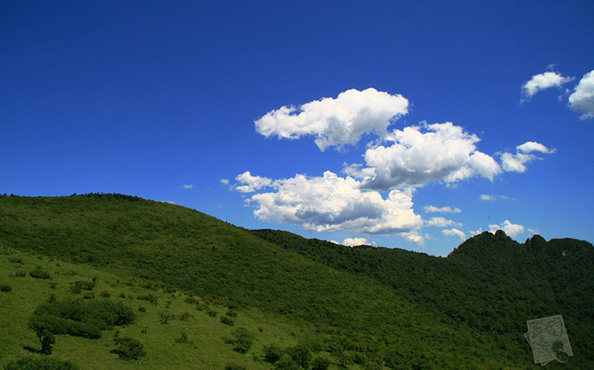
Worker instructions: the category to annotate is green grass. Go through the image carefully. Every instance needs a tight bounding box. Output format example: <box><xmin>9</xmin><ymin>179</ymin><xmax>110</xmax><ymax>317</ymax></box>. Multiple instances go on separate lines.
<box><xmin>0</xmin><ymin>247</ymin><xmax>311</xmax><ymax>369</ymax></box>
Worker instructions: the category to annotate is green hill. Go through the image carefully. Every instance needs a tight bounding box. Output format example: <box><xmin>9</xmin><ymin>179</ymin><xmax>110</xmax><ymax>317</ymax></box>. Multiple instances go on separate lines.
<box><xmin>1</xmin><ymin>193</ymin><xmax>592</xmax><ymax>368</ymax></box>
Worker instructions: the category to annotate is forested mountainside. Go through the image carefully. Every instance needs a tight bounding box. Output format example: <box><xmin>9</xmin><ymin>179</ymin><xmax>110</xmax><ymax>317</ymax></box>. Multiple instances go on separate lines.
<box><xmin>1</xmin><ymin>193</ymin><xmax>592</xmax><ymax>368</ymax></box>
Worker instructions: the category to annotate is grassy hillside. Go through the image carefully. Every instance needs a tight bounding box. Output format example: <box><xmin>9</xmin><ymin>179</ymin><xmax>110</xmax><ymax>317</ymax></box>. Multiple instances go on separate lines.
<box><xmin>0</xmin><ymin>247</ymin><xmax>309</xmax><ymax>369</ymax></box>
<box><xmin>1</xmin><ymin>193</ymin><xmax>592</xmax><ymax>368</ymax></box>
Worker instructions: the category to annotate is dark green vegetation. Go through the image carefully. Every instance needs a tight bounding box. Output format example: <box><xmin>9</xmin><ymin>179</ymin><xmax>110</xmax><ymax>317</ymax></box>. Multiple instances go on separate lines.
<box><xmin>0</xmin><ymin>193</ymin><xmax>592</xmax><ymax>369</ymax></box>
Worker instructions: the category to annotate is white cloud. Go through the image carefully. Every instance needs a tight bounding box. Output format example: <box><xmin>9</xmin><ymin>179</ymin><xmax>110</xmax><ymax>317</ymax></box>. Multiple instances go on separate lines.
<box><xmin>480</xmin><ymin>194</ymin><xmax>515</xmax><ymax>201</ymax></box>
<box><xmin>488</xmin><ymin>220</ymin><xmax>525</xmax><ymax>238</ymax></box>
<box><xmin>254</xmin><ymin>88</ymin><xmax>409</xmax><ymax>151</ymax></box>
<box><xmin>247</xmin><ymin>171</ymin><xmax>423</xmax><ymax>235</ymax></box>
<box><xmin>442</xmin><ymin>228</ymin><xmax>467</xmax><ymax>241</ymax></box>
<box><xmin>568</xmin><ymin>70</ymin><xmax>594</xmax><ymax>119</ymax></box>
<box><xmin>181</xmin><ymin>184</ymin><xmax>194</xmax><ymax>189</ymax></box>
<box><xmin>516</xmin><ymin>141</ymin><xmax>555</xmax><ymax>154</ymax></box>
<box><xmin>426</xmin><ymin>217</ymin><xmax>462</xmax><ymax>228</ymax></box>
<box><xmin>423</xmin><ymin>205</ymin><xmax>462</xmax><ymax>214</ymax></box>
<box><xmin>220</xmin><ymin>179</ymin><xmax>230</xmax><ymax>185</ymax></box>
<box><xmin>342</xmin><ymin>237</ymin><xmax>368</xmax><ymax>247</ymax></box>
<box><xmin>360</xmin><ymin>122</ymin><xmax>501</xmax><ymax>190</ymax></box>
<box><xmin>234</xmin><ymin>171</ymin><xmax>272</xmax><ymax>193</ymax></box>
<box><xmin>521</xmin><ymin>71</ymin><xmax>573</xmax><ymax>101</ymax></box>
<box><xmin>500</xmin><ymin>141</ymin><xmax>555</xmax><ymax>173</ymax></box>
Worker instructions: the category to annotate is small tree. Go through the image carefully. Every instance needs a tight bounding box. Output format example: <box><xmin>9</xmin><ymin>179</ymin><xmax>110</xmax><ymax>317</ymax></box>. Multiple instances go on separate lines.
<box><xmin>28</xmin><ymin>316</ymin><xmax>56</xmax><ymax>354</ymax></box>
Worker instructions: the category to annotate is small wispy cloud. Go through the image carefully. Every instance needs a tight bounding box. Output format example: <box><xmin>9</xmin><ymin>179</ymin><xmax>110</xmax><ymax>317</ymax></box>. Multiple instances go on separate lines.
<box><xmin>480</xmin><ymin>194</ymin><xmax>516</xmax><ymax>202</ymax></box>
<box><xmin>181</xmin><ymin>184</ymin><xmax>194</xmax><ymax>190</ymax></box>
<box><xmin>423</xmin><ymin>205</ymin><xmax>462</xmax><ymax>214</ymax></box>
<box><xmin>426</xmin><ymin>217</ymin><xmax>462</xmax><ymax>228</ymax></box>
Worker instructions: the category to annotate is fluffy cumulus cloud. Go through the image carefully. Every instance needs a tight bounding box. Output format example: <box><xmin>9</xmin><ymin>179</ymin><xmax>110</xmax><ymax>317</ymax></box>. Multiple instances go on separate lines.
<box><xmin>489</xmin><ymin>220</ymin><xmax>525</xmax><ymax>238</ymax></box>
<box><xmin>234</xmin><ymin>171</ymin><xmax>272</xmax><ymax>193</ymax></box>
<box><xmin>521</xmin><ymin>71</ymin><xmax>573</xmax><ymax>101</ymax></box>
<box><xmin>359</xmin><ymin>122</ymin><xmax>501</xmax><ymax>190</ymax></box>
<box><xmin>423</xmin><ymin>205</ymin><xmax>462</xmax><ymax>213</ymax></box>
<box><xmin>568</xmin><ymin>70</ymin><xmax>594</xmax><ymax>119</ymax></box>
<box><xmin>442</xmin><ymin>228</ymin><xmax>467</xmax><ymax>241</ymax></box>
<box><xmin>247</xmin><ymin>171</ymin><xmax>423</xmax><ymax>236</ymax></box>
<box><xmin>254</xmin><ymin>88</ymin><xmax>409</xmax><ymax>151</ymax></box>
<box><xmin>500</xmin><ymin>141</ymin><xmax>555</xmax><ymax>173</ymax></box>
<box><xmin>342</xmin><ymin>237</ymin><xmax>369</xmax><ymax>246</ymax></box>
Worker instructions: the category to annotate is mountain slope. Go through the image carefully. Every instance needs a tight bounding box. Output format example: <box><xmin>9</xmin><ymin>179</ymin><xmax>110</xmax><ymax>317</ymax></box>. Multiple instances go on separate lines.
<box><xmin>251</xmin><ymin>228</ymin><xmax>594</xmax><ymax>366</ymax></box>
<box><xmin>1</xmin><ymin>194</ymin><xmax>592</xmax><ymax>368</ymax></box>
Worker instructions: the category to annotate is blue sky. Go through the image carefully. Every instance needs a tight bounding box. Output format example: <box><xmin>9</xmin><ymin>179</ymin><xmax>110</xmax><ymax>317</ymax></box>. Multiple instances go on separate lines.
<box><xmin>1</xmin><ymin>1</ymin><xmax>593</xmax><ymax>256</ymax></box>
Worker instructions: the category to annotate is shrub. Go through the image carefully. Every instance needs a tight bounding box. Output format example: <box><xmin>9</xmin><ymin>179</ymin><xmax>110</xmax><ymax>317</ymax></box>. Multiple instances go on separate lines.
<box><xmin>286</xmin><ymin>344</ymin><xmax>312</xmax><ymax>368</ymax></box>
<box><xmin>113</xmin><ymin>337</ymin><xmax>146</xmax><ymax>360</ymax></box>
<box><xmin>220</xmin><ymin>315</ymin><xmax>234</xmax><ymax>326</ymax></box>
<box><xmin>100</xmin><ymin>290</ymin><xmax>111</xmax><ymax>298</ymax></box>
<box><xmin>82</xmin><ymin>292</ymin><xmax>95</xmax><ymax>300</ymax></box>
<box><xmin>274</xmin><ymin>354</ymin><xmax>299</xmax><ymax>370</ymax></box>
<box><xmin>69</xmin><ymin>280</ymin><xmax>95</xmax><ymax>293</ymax></box>
<box><xmin>175</xmin><ymin>332</ymin><xmax>189</xmax><ymax>343</ymax></box>
<box><xmin>263</xmin><ymin>344</ymin><xmax>283</xmax><ymax>363</ymax></box>
<box><xmin>158</xmin><ymin>312</ymin><xmax>175</xmax><ymax>324</ymax></box>
<box><xmin>311</xmin><ymin>356</ymin><xmax>331</xmax><ymax>370</ymax></box>
<box><xmin>137</xmin><ymin>293</ymin><xmax>158</xmax><ymax>305</ymax></box>
<box><xmin>8</xmin><ymin>256</ymin><xmax>24</xmax><ymax>264</ymax></box>
<box><xmin>230</xmin><ymin>327</ymin><xmax>254</xmax><ymax>354</ymax></box>
<box><xmin>179</xmin><ymin>311</ymin><xmax>192</xmax><ymax>321</ymax></box>
<box><xmin>3</xmin><ymin>356</ymin><xmax>79</xmax><ymax>369</ymax></box>
<box><xmin>29</xmin><ymin>266</ymin><xmax>51</xmax><ymax>279</ymax></box>
<box><xmin>0</xmin><ymin>284</ymin><xmax>12</xmax><ymax>292</ymax></box>
<box><xmin>14</xmin><ymin>270</ymin><xmax>27</xmax><ymax>277</ymax></box>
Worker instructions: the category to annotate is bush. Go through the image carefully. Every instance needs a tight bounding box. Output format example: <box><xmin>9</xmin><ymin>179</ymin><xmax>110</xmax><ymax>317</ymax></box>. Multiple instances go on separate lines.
<box><xmin>274</xmin><ymin>354</ymin><xmax>299</xmax><ymax>370</ymax></box>
<box><xmin>179</xmin><ymin>311</ymin><xmax>192</xmax><ymax>321</ymax></box>
<box><xmin>225</xmin><ymin>327</ymin><xmax>254</xmax><ymax>354</ymax></box>
<box><xmin>0</xmin><ymin>284</ymin><xmax>12</xmax><ymax>292</ymax></box>
<box><xmin>29</xmin><ymin>266</ymin><xmax>51</xmax><ymax>279</ymax></box>
<box><xmin>3</xmin><ymin>356</ymin><xmax>79</xmax><ymax>369</ymax></box>
<box><xmin>69</xmin><ymin>280</ymin><xmax>95</xmax><ymax>293</ymax></box>
<box><xmin>220</xmin><ymin>315</ymin><xmax>234</xmax><ymax>326</ymax></box>
<box><xmin>311</xmin><ymin>357</ymin><xmax>331</xmax><ymax>370</ymax></box>
<box><xmin>286</xmin><ymin>344</ymin><xmax>312</xmax><ymax>368</ymax></box>
<box><xmin>7</xmin><ymin>256</ymin><xmax>24</xmax><ymax>264</ymax></box>
<box><xmin>113</xmin><ymin>337</ymin><xmax>146</xmax><ymax>360</ymax></box>
<box><xmin>137</xmin><ymin>293</ymin><xmax>158</xmax><ymax>305</ymax></box>
<box><xmin>174</xmin><ymin>332</ymin><xmax>189</xmax><ymax>343</ymax></box>
<box><xmin>263</xmin><ymin>344</ymin><xmax>283</xmax><ymax>363</ymax></box>
<box><xmin>158</xmin><ymin>312</ymin><xmax>175</xmax><ymax>324</ymax></box>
